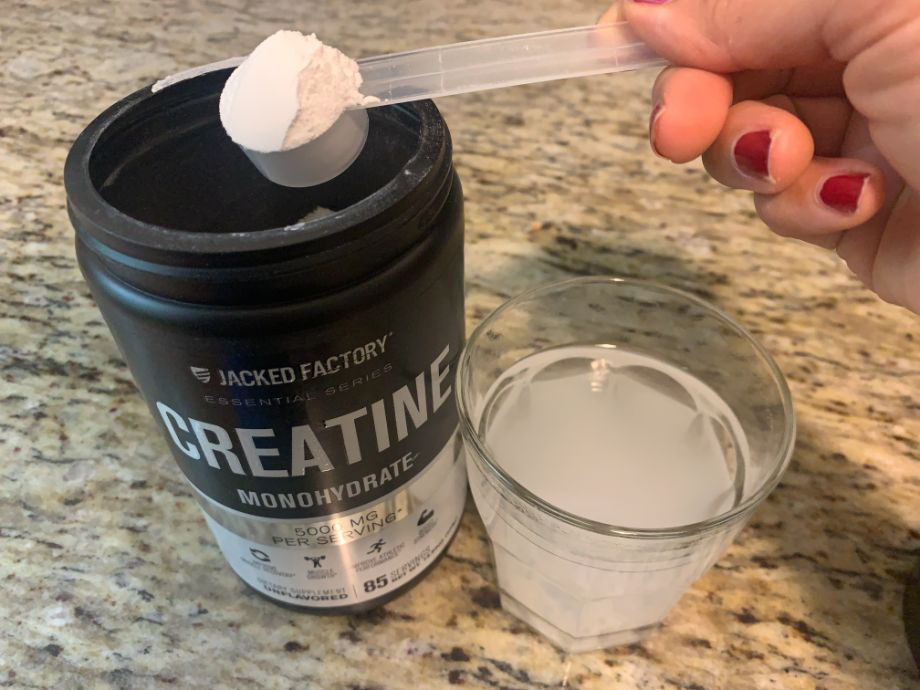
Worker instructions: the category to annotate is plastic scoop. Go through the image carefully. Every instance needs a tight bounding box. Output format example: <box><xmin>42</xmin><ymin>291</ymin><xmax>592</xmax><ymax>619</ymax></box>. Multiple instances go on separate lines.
<box><xmin>153</xmin><ymin>22</ymin><xmax>664</xmax><ymax>187</ymax></box>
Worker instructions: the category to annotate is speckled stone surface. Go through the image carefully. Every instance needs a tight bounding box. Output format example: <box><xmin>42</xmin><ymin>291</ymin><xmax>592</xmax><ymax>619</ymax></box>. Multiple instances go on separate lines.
<box><xmin>1</xmin><ymin>1</ymin><xmax>919</xmax><ymax>688</ymax></box>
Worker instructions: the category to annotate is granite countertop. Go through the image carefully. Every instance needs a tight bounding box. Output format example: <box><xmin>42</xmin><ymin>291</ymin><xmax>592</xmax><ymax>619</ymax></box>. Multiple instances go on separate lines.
<box><xmin>1</xmin><ymin>0</ymin><xmax>919</xmax><ymax>688</ymax></box>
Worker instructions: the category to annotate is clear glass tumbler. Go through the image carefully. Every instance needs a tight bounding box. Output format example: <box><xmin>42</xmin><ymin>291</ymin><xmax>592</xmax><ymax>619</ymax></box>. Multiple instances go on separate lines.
<box><xmin>456</xmin><ymin>277</ymin><xmax>795</xmax><ymax>652</ymax></box>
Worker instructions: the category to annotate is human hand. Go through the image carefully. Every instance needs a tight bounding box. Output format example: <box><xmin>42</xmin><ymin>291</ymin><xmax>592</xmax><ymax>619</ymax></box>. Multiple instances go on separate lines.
<box><xmin>602</xmin><ymin>0</ymin><xmax>920</xmax><ymax>313</ymax></box>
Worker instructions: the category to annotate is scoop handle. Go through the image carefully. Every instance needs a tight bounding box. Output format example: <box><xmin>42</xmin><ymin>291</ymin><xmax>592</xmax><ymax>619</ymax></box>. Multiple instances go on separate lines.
<box><xmin>152</xmin><ymin>22</ymin><xmax>663</xmax><ymax>99</ymax></box>
<box><xmin>357</xmin><ymin>22</ymin><xmax>664</xmax><ymax>107</ymax></box>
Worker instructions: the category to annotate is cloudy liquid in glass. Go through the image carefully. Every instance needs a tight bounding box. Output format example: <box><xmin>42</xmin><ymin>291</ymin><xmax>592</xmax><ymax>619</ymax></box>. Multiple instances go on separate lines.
<box><xmin>479</xmin><ymin>345</ymin><xmax>747</xmax><ymax>529</ymax></box>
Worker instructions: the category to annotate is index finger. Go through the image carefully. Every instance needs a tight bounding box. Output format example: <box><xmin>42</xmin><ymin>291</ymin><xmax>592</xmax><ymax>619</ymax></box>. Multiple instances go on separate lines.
<box><xmin>622</xmin><ymin>0</ymin><xmax>918</xmax><ymax>72</ymax></box>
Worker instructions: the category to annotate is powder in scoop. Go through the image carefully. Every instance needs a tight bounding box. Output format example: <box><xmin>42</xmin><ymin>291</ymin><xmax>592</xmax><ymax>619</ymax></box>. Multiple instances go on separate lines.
<box><xmin>219</xmin><ymin>31</ymin><xmax>375</xmax><ymax>153</ymax></box>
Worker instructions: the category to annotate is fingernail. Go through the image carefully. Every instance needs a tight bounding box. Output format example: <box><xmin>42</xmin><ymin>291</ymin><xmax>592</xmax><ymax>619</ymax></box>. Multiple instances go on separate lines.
<box><xmin>733</xmin><ymin>130</ymin><xmax>772</xmax><ymax>179</ymax></box>
<box><xmin>819</xmin><ymin>173</ymin><xmax>869</xmax><ymax>214</ymax></box>
<box><xmin>649</xmin><ymin>103</ymin><xmax>665</xmax><ymax>158</ymax></box>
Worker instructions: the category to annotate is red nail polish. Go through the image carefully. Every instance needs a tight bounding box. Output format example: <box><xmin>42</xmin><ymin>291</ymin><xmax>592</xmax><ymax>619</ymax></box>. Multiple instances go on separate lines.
<box><xmin>733</xmin><ymin>130</ymin><xmax>772</xmax><ymax>178</ymax></box>
<box><xmin>820</xmin><ymin>174</ymin><xmax>868</xmax><ymax>214</ymax></box>
<box><xmin>649</xmin><ymin>103</ymin><xmax>665</xmax><ymax>157</ymax></box>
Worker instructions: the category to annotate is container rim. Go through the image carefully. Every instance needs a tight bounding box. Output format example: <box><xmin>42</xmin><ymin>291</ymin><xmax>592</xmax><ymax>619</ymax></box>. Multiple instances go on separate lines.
<box><xmin>63</xmin><ymin>68</ymin><xmax>447</xmax><ymax>262</ymax></box>
<box><xmin>455</xmin><ymin>276</ymin><xmax>796</xmax><ymax>541</ymax></box>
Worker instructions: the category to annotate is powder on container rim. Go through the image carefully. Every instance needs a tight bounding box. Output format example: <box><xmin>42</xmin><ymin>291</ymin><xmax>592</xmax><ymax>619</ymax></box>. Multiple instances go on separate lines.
<box><xmin>299</xmin><ymin>206</ymin><xmax>334</xmax><ymax>223</ymax></box>
<box><xmin>219</xmin><ymin>31</ymin><xmax>376</xmax><ymax>153</ymax></box>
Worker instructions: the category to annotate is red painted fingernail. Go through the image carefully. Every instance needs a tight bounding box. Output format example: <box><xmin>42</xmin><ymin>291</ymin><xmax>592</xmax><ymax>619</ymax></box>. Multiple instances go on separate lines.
<box><xmin>649</xmin><ymin>103</ymin><xmax>665</xmax><ymax>158</ymax></box>
<box><xmin>733</xmin><ymin>130</ymin><xmax>772</xmax><ymax>179</ymax></box>
<box><xmin>819</xmin><ymin>173</ymin><xmax>868</xmax><ymax>214</ymax></box>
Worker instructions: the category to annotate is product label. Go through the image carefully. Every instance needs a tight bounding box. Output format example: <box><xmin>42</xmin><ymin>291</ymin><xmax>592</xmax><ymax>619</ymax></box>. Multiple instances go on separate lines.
<box><xmin>98</xmin><ymin>243</ymin><xmax>466</xmax><ymax>608</ymax></box>
<box><xmin>201</xmin><ymin>437</ymin><xmax>466</xmax><ymax>607</ymax></box>
<box><xmin>153</xmin><ymin>338</ymin><xmax>455</xmax><ymax>519</ymax></box>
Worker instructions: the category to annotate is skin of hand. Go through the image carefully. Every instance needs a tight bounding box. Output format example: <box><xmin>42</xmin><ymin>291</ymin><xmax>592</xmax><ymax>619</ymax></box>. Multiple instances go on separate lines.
<box><xmin>600</xmin><ymin>0</ymin><xmax>920</xmax><ymax>314</ymax></box>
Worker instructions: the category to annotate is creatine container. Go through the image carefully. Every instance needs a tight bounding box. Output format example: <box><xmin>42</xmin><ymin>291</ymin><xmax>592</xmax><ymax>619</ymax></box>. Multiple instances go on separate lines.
<box><xmin>64</xmin><ymin>69</ymin><xmax>466</xmax><ymax>612</ymax></box>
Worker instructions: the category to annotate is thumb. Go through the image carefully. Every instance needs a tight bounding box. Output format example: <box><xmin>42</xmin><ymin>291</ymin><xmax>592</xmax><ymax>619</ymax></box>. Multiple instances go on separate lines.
<box><xmin>623</xmin><ymin>0</ymin><xmax>915</xmax><ymax>71</ymax></box>
<box><xmin>622</xmin><ymin>0</ymin><xmax>920</xmax><ymax>188</ymax></box>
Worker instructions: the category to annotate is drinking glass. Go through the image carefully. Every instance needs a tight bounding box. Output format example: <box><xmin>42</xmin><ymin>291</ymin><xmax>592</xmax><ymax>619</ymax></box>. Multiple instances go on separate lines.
<box><xmin>456</xmin><ymin>277</ymin><xmax>795</xmax><ymax>652</ymax></box>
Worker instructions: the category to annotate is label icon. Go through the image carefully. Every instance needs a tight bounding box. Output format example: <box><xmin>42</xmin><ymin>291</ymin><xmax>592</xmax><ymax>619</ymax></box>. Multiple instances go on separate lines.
<box><xmin>190</xmin><ymin>366</ymin><xmax>211</xmax><ymax>383</ymax></box>
<box><xmin>367</xmin><ymin>539</ymin><xmax>386</xmax><ymax>555</ymax></box>
<box><xmin>305</xmin><ymin>555</ymin><xmax>326</xmax><ymax>568</ymax></box>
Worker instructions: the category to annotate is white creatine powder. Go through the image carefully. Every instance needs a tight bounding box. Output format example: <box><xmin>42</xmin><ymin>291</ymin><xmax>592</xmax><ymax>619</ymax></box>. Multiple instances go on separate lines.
<box><xmin>300</xmin><ymin>206</ymin><xmax>334</xmax><ymax>223</ymax></box>
<box><xmin>219</xmin><ymin>31</ymin><xmax>375</xmax><ymax>153</ymax></box>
